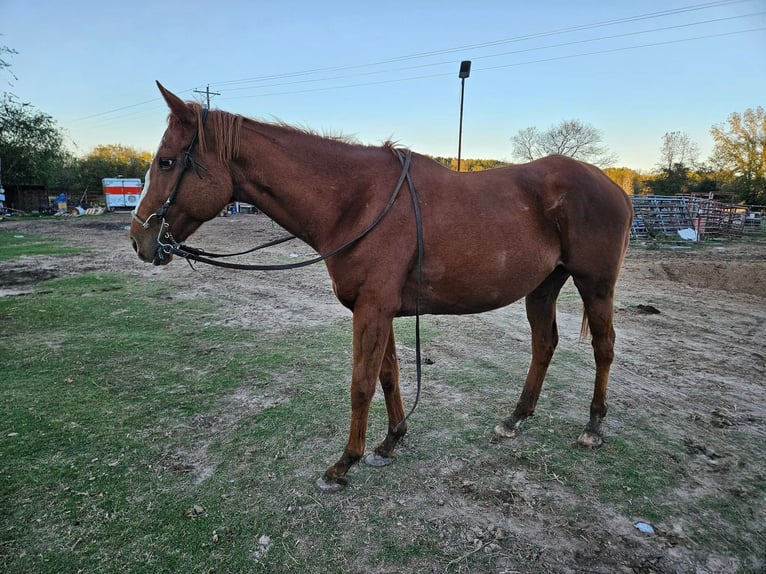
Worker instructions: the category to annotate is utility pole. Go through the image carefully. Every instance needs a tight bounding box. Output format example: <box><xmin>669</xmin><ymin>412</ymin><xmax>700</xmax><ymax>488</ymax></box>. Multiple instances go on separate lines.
<box><xmin>193</xmin><ymin>84</ymin><xmax>220</xmax><ymax>109</ymax></box>
<box><xmin>457</xmin><ymin>61</ymin><xmax>471</xmax><ymax>173</ymax></box>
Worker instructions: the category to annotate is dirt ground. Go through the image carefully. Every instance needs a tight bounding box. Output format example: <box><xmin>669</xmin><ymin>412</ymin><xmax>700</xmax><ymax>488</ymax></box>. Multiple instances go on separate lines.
<box><xmin>2</xmin><ymin>212</ymin><xmax>765</xmax><ymax>573</ymax></box>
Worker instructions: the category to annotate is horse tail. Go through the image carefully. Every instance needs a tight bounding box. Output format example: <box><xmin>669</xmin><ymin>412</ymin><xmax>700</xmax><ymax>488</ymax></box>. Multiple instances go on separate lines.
<box><xmin>579</xmin><ymin>308</ymin><xmax>591</xmax><ymax>342</ymax></box>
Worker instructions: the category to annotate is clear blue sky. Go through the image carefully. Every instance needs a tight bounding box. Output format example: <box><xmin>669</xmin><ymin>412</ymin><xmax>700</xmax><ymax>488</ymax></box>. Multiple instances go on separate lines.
<box><xmin>2</xmin><ymin>0</ymin><xmax>764</xmax><ymax>171</ymax></box>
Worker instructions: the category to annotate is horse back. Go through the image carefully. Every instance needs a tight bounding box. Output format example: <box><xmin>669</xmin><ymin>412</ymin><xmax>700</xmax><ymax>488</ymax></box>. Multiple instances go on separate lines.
<box><xmin>329</xmin><ymin>153</ymin><xmax>631</xmax><ymax>316</ymax></box>
<box><xmin>398</xmin><ymin>154</ymin><xmax>632</xmax><ymax>314</ymax></box>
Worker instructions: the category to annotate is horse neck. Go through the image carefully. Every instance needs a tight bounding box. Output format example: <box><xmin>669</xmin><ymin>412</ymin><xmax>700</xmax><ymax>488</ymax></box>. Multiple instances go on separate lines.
<box><xmin>231</xmin><ymin>121</ymin><xmax>386</xmax><ymax>251</ymax></box>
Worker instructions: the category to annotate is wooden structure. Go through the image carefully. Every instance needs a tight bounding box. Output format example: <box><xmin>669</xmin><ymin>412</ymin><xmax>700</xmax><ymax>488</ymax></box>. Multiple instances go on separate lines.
<box><xmin>1</xmin><ymin>186</ymin><xmax>52</xmax><ymax>213</ymax></box>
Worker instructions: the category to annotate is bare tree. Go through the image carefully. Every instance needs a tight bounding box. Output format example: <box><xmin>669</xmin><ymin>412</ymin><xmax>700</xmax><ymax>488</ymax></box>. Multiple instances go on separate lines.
<box><xmin>1</xmin><ymin>42</ymin><xmax>18</xmax><ymax>85</ymax></box>
<box><xmin>510</xmin><ymin>119</ymin><xmax>616</xmax><ymax>167</ymax></box>
<box><xmin>509</xmin><ymin>127</ymin><xmax>540</xmax><ymax>162</ymax></box>
<box><xmin>659</xmin><ymin>131</ymin><xmax>699</xmax><ymax>172</ymax></box>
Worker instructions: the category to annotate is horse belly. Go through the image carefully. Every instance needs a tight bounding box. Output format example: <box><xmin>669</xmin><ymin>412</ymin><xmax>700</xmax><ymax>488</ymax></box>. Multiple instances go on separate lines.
<box><xmin>423</xmin><ymin>246</ymin><xmax>559</xmax><ymax>315</ymax></box>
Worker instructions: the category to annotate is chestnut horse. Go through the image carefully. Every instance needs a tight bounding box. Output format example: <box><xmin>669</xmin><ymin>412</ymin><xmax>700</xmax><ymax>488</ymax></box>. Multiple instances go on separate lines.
<box><xmin>130</xmin><ymin>83</ymin><xmax>633</xmax><ymax>492</ymax></box>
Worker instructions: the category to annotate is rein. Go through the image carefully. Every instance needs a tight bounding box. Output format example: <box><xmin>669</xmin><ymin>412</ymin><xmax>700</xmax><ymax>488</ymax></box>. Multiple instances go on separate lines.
<box><xmin>165</xmin><ymin>149</ymin><xmax>414</xmax><ymax>271</ymax></box>
<box><xmin>392</xmin><ymin>148</ymin><xmax>424</xmax><ymax>433</ymax></box>
<box><xmin>134</xmin><ymin>119</ymin><xmax>425</xmax><ymax>427</ymax></box>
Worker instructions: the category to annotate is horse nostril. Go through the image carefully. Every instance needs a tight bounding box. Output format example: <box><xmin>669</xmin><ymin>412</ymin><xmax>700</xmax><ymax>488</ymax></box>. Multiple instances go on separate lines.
<box><xmin>131</xmin><ymin>238</ymin><xmax>138</xmax><ymax>253</ymax></box>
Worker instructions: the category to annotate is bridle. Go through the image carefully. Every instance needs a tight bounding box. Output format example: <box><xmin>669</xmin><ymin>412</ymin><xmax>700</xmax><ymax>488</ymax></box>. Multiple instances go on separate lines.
<box><xmin>133</xmin><ymin>110</ymin><xmax>418</xmax><ymax>273</ymax></box>
<box><xmin>131</xmin><ymin>108</ymin><xmax>209</xmax><ymax>260</ymax></box>
<box><xmin>131</xmin><ymin>109</ymin><xmax>424</xmax><ymax>427</ymax></box>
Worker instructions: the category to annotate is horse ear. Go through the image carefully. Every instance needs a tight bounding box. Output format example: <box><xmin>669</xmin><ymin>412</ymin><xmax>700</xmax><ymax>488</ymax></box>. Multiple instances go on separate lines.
<box><xmin>156</xmin><ymin>81</ymin><xmax>195</xmax><ymax>125</ymax></box>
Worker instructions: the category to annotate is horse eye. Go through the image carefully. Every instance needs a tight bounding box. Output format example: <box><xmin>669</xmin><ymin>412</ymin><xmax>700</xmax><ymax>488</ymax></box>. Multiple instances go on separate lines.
<box><xmin>158</xmin><ymin>158</ymin><xmax>175</xmax><ymax>170</ymax></box>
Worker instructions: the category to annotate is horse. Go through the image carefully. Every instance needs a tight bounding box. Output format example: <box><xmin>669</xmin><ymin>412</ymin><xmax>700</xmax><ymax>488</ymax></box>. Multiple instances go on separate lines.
<box><xmin>130</xmin><ymin>82</ymin><xmax>633</xmax><ymax>493</ymax></box>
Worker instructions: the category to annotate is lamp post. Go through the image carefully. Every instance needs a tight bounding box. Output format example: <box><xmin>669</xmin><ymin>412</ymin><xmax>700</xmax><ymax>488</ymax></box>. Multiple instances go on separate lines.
<box><xmin>457</xmin><ymin>60</ymin><xmax>471</xmax><ymax>173</ymax></box>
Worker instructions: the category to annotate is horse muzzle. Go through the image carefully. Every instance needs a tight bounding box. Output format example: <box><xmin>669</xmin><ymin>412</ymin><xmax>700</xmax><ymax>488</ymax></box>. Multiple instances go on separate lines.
<box><xmin>129</xmin><ymin>221</ymin><xmax>174</xmax><ymax>266</ymax></box>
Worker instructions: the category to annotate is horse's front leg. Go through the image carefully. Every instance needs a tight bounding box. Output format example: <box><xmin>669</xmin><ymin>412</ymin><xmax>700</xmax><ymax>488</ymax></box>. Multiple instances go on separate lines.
<box><xmin>365</xmin><ymin>326</ymin><xmax>407</xmax><ymax>467</ymax></box>
<box><xmin>317</xmin><ymin>307</ymin><xmax>392</xmax><ymax>493</ymax></box>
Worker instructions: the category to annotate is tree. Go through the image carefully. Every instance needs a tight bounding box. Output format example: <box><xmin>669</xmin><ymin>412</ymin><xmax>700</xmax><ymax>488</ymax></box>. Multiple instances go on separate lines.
<box><xmin>78</xmin><ymin>144</ymin><xmax>152</xmax><ymax>192</ymax></box>
<box><xmin>1</xmin><ymin>43</ymin><xmax>18</xmax><ymax>85</ymax></box>
<box><xmin>0</xmin><ymin>93</ymin><xmax>73</xmax><ymax>189</ymax></box>
<box><xmin>645</xmin><ymin>163</ymin><xmax>692</xmax><ymax>196</ymax></box>
<box><xmin>510</xmin><ymin>119</ymin><xmax>617</xmax><ymax>167</ymax></box>
<box><xmin>659</xmin><ymin>131</ymin><xmax>698</xmax><ymax>172</ymax></box>
<box><xmin>509</xmin><ymin>127</ymin><xmax>539</xmax><ymax>163</ymax></box>
<box><xmin>647</xmin><ymin>132</ymin><xmax>701</xmax><ymax>196</ymax></box>
<box><xmin>603</xmin><ymin>167</ymin><xmax>641</xmax><ymax>195</ymax></box>
<box><xmin>430</xmin><ymin>156</ymin><xmax>510</xmax><ymax>171</ymax></box>
<box><xmin>710</xmin><ymin>106</ymin><xmax>766</xmax><ymax>204</ymax></box>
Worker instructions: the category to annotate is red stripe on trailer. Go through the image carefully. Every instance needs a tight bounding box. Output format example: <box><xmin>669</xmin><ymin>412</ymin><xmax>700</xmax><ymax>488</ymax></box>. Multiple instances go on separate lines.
<box><xmin>104</xmin><ymin>186</ymin><xmax>142</xmax><ymax>195</ymax></box>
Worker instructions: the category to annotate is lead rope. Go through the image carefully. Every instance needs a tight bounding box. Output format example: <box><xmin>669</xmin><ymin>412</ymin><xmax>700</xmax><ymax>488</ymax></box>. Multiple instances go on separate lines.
<box><xmin>392</xmin><ymin>148</ymin><xmax>424</xmax><ymax>434</ymax></box>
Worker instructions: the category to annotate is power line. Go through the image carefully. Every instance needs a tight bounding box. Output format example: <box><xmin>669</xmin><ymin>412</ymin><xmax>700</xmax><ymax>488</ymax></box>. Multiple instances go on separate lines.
<box><xmin>218</xmin><ymin>11</ymin><xmax>763</xmax><ymax>95</ymax></box>
<box><xmin>217</xmin><ymin>28</ymin><xmax>763</xmax><ymax>101</ymax></box>
<box><xmin>74</xmin><ymin>26</ymin><xmax>763</xmax><ymax>131</ymax></box>
<box><xmin>211</xmin><ymin>0</ymin><xmax>749</xmax><ymax>89</ymax></box>
<box><xmin>72</xmin><ymin>0</ymin><xmax>760</xmax><ymax>124</ymax></box>
<box><xmin>480</xmin><ymin>27</ymin><xmax>766</xmax><ymax>73</ymax></box>
<box><xmin>71</xmin><ymin>88</ymin><xmax>195</xmax><ymax>122</ymax></box>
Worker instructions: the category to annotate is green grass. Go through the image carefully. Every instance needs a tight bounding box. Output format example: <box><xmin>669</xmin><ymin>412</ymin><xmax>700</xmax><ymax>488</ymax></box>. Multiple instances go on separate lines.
<box><xmin>1</xmin><ymin>267</ymin><xmax>764</xmax><ymax>572</ymax></box>
<box><xmin>0</xmin><ymin>231</ymin><xmax>82</xmax><ymax>260</ymax></box>
<box><xmin>0</xmin><ymin>274</ymin><xmax>352</xmax><ymax>572</ymax></box>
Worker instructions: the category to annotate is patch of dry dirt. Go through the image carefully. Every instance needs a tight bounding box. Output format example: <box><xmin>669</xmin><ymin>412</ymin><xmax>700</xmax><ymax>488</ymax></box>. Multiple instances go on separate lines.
<box><xmin>2</xmin><ymin>212</ymin><xmax>765</xmax><ymax>573</ymax></box>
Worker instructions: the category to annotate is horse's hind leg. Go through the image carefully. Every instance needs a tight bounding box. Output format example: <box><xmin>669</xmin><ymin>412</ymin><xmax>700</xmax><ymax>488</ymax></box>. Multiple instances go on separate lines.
<box><xmin>572</xmin><ymin>275</ymin><xmax>618</xmax><ymax>448</ymax></box>
<box><xmin>495</xmin><ymin>267</ymin><xmax>569</xmax><ymax>438</ymax></box>
<box><xmin>365</xmin><ymin>327</ymin><xmax>407</xmax><ymax>467</ymax></box>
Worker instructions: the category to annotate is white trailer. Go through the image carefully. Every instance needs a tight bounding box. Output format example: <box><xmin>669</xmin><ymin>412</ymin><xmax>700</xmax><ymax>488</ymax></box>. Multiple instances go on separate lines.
<box><xmin>102</xmin><ymin>178</ymin><xmax>142</xmax><ymax>211</ymax></box>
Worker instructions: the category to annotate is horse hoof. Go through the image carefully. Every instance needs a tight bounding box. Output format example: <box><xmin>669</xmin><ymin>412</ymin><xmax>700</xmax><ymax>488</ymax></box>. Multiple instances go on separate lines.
<box><xmin>364</xmin><ymin>452</ymin><xmax>395</xmax><ymax>467</ymax></box>
<box><xmin>577</xmin><ymin>430</ymin><xmax>603</xmax><ymax>448</ymax></box>
<box><xmin>315</xmin><ymin>476</ymin><xmax>347</xmax><ymax>493</ymax></box>
<box><xmin>493</xmin><ymin>423</ymin><xmax>517</xmax><ymax>439</ymax></box>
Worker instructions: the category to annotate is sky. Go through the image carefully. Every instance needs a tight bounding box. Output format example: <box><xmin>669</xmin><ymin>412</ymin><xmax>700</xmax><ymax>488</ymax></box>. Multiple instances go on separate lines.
<box><xmin>2</xmin><ymin>0</ymin><xmax>764</xmax><ymax>172</ymax></box>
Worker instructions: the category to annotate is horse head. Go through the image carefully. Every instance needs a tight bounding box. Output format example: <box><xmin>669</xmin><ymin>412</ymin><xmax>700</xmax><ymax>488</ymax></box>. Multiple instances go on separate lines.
<box><xmin>130</xmin><ymin>82</ymin><xmax>236</xmax><ymax>265</ymax></box>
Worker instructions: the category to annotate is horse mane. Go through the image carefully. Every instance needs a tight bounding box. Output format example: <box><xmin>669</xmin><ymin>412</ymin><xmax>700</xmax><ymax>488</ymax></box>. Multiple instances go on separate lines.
<box><xmin>194</xmin><ymin>104</ymin><xmax>243</xmax><ymax>164</ymax></box>
<box><xmin>179</xmin><ymin>101</ymin><xmax>391</xmax><ymax>164</ymax></box>
<box><xmin>271</xmin><ymin>120</ymin><xmax>362</xmax><ymax>146</ymax></box>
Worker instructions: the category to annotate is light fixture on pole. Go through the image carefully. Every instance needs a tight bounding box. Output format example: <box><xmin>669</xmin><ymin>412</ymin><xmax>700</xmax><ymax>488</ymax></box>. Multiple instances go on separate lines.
<box><xmin>457</xmin><ymin>60</ymin><xmax>471</xmax><ymax>173</ymax></box>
